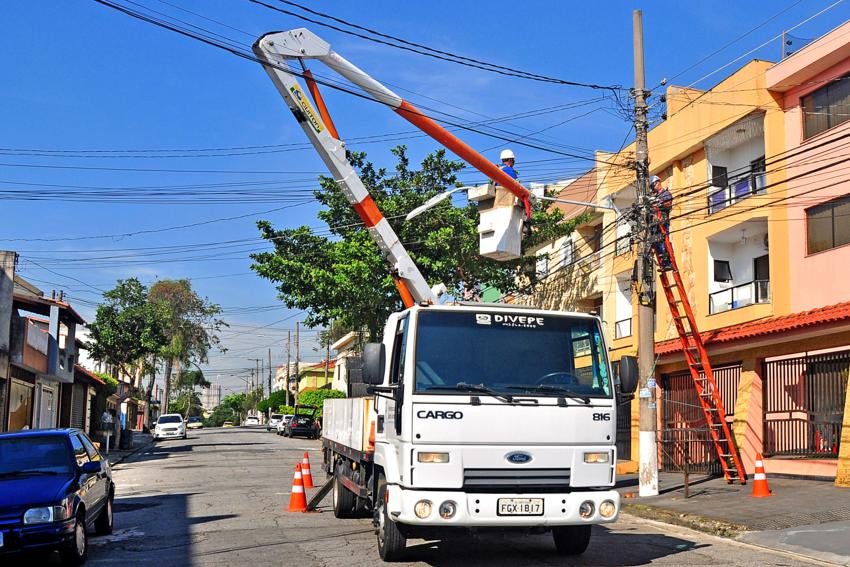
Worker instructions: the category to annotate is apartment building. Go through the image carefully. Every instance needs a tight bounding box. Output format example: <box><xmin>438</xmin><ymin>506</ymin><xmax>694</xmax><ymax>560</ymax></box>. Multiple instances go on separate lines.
<box><xmin>519</xmin><ymin>23</ymin><xmax>850</xmax><ymax>486</ymax></box>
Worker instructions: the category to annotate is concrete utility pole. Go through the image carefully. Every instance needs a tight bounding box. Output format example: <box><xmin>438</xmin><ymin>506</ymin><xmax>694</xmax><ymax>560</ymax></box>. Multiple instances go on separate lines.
<box><xmin>285</xmin><ymin>331</ymin><xmax>291</xmax><ymax>407</ymax></box>
<box><xmin>267</xmin><ymin>347</ymin><xmax>273</xmax><ymax>399</ymax></box>
<box><xmin>295</xmin><ymin>323</ymin><xmax>300</xmax><ymax>405</ymax></box>
<box><xmin>324</xmin><ymin>337</ymin><xmax>330</xmax><ymax>387</ymax></box>
<box><xmin>633</xmin><ymin>9</ymin><xmax>659</xmax><ymax>497</ymax></box>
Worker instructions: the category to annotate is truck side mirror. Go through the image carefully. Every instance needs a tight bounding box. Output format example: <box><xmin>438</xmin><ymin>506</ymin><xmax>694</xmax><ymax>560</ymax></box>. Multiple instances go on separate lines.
<box><xmin>618</xmin><ymin>356</ymin><xmax>639</xmax><ymax>394</ymax></box>
<box><xmin>362</xmin><ymin>343</ymin><xmax>386</xmax><ymax>385</ymax></box>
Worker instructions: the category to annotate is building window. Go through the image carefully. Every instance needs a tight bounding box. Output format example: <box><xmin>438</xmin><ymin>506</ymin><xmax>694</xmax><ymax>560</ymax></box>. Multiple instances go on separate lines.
<box><xmin>536</xmin><ymin>253</ymin><xmax>549</xmax><ymax>277</ymax></box>
<box><xmin>714</xmin><ymin>260</ymin><xmax>732</xmax><ymax>282</ymax></box>
<box><xmin>806</xmin><ymin>194</ymin><xmax>850</xmax><ymax>254</ymax></box>
<box><xmin>802</xmin><ymin>76</ymin><xmax>850</xmax><ymax>139</ymax></box>
<box><xmin>561</xmin><ymin>238</ymin><xmax>574</xmax><ymax>267</ymax></box>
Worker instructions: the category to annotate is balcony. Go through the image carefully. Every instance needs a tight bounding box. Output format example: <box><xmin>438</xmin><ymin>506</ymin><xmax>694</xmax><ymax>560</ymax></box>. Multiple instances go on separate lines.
<box><xmin>707</xmin><ymin>218</ymin><xmax>770</xmax><ymax>315</ymax></box>
<box><xmin>708</xmin><ymin>172</ymin><xmax>766</xmax><ymax>214</ymax></box>
<box><xmin>709</xmin><ymin>280</ymin><xmax>770</xmax><ymax>314</ymax></box>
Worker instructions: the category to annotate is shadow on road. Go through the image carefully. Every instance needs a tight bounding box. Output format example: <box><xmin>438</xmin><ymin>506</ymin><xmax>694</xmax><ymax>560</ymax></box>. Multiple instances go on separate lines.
<box><xmin>404</xmin><ymin>525</ymin><xmax>710</xmax><ymax>566</ymax></box>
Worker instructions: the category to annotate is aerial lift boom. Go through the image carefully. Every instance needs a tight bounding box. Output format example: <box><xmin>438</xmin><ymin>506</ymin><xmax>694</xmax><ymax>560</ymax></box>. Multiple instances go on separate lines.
<box><xmin>252</xmin><ymin>28</ymin><xmax>534</xmax><ymax>306</ymax></box>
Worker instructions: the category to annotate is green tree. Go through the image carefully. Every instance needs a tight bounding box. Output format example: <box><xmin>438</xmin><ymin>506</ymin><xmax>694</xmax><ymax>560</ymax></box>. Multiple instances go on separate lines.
<box><xmin>206</xmin><ymin>405</ymin><xmax>237</xmax><ymax>427</ymax></box>
<box><xmin>252</xmin><ymin>147</ymin><xmax>581</xmax><ymax>339</ymax></box>
<box><xmin>296</xmin><ymin>389</ymin><xmax>346</xmax><ymax>416</ymax></box>
<box><xmin>148</xmin><ymin>279</ymin><xmax>226</xmax><ymax>412</ymax></box>
<box><xmin>169</xmin><ymin>369</ymin><xmax>210</xmax><ymax>418</ymax></box>
<box><xmin>257</xmin><ymin>389</ymin><xmax>289</xmax><ymax>414</ymax></box>
<box><xmin>88</xmin><ymin>278</ymin><xmax>166</xmax><ymax>385</ymax></box>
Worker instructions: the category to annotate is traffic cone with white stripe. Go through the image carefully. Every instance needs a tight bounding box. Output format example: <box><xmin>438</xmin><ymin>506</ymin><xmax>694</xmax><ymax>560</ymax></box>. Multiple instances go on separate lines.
<box><xmin>288</xmin><ymin>464</ymin><xmax>308</xmax><ymax>512</ymax></box>
<box><xmin>751</xmin><ymin>453</ymin><xmax>772</xmax><ymax>498</ymax></box>
<box><xmin>301</xmin><ymin>452</ymin><xmax>315</xmax><ymax>489</ymax></box>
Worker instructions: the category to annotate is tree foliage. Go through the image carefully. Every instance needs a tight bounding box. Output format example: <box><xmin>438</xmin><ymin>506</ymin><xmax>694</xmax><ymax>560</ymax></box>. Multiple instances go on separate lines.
<box><xmin>252</xmin><ymin>147</ymin><xmax>581</xmax><ymax>338</ymax></box>
<box><xmin>87</xmin><ymin>278</ymin><xmax>165</xmax><ymax>380</ymax></box>
<box><xmin>257</xmin><ymin>389</ymin><xmax>289</xmax><ymax>414</ymax></box>
<box><xmin>148</xmin><ymin>279</ymin><xmax>226</xmax><ymax>406</ymax></box>
<box><xmin>296</xmin><ymin>389</ymin><xmax>346</xmax><ymax>416</ymax></box>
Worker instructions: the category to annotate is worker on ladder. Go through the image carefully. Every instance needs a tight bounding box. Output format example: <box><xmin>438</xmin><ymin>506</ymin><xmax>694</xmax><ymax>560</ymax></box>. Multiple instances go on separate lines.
<box><xmin>651</xmin><ymin>175</ymin><xmax>673</xmax><ymax>270</ymax></box>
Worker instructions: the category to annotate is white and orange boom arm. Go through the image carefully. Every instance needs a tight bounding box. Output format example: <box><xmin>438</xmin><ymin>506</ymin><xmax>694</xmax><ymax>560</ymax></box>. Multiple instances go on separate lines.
<box><xmin>252</xmin><ymin>28</ymin><xmax>535</xmax><ymax>306</ymax></box>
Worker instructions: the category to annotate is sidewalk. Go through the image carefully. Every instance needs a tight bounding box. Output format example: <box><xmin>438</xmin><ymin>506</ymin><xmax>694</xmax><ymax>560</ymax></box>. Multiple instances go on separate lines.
<box><xmin>617</xmin><ymin>471</ymin><xmax>850</xmax><ymax>564</ymax></box>
<box><xmin>104</xmin><ymin>431</ymin><xmax>153</xmax><ymax>466</ymax></box>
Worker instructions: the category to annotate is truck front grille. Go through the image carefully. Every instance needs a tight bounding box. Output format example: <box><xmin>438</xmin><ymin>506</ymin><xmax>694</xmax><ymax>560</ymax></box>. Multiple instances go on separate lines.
<box><xmin>463</xmin><ymin>468</ymin><xmax>571</xmax><ymax>493</ymax></box>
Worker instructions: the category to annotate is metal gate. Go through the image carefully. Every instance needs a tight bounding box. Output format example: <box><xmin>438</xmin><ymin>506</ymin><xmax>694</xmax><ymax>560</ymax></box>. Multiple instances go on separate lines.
<box><xmin>661</xmin><ymin>365</ymin><xmax>741</xmax><ymax>475</ymax></box>
<box><xmin>763</xmin><ymin>351</ymin><xmax>848</xmax><ymax>458</ymax></box>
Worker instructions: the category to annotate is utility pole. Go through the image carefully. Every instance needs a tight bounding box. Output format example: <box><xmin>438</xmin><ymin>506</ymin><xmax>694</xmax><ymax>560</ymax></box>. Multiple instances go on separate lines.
<box><xmin>324</xmin><ymin>336</ymin><xmax>330</xmax><ymax>387</ymax></box>
<box><xmin>268</xmin><ymin>347</ymin><xmax>273</xmax><ymax>399</ymax></box>
<box><xmin>633</xmin><ymin>9</ymin><xmax>658</xmax><ymax>498</ymax></box>
<box><xmin>295</xmin><ymin>323</ymin><xmax>301</xmax><ymax>405</ymax></box>
<box><xmin>285</xmin><ymin>331</ymin><xmax>292</xmax><ymax>407</ymax></box>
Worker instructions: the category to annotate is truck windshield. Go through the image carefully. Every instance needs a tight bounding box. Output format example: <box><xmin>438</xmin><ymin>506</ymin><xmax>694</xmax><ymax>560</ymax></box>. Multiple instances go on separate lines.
<box><xmin>414</xmin><ymin>311</ymin><xmax>611</xmax><ymax>398</ymax></box>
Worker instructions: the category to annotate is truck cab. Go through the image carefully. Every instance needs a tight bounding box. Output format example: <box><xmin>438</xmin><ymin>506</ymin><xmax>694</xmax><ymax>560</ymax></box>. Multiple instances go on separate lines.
<box><xmin>324</xmin><ymin>302</ymin><xmax>638</xmax><ymax>561</ymax></box>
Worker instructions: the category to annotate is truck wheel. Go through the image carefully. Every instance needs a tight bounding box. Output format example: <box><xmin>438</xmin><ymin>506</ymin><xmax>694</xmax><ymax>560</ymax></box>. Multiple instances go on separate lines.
<box><xmin>332</xmin><ymin>467</ymin><xmax>357</xmax><ymax>519</ymax></box>
<box><xmin>375</xmin><ymin>476</ymin><xmax>406</xmax><ymax>562</ymax></box>
<box><xmin>552</xmin><ymin>525</ymin><xmax>592</xmax><ymax>555</ymax></box>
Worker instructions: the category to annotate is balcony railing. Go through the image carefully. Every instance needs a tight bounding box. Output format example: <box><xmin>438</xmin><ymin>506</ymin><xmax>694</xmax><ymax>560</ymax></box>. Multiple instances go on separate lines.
<box><xmin>709</xmin><ymin>279</ymin><xmax>770</xmax><ymax>314</ymax></box>
<box><xmin>708</xmin><ymin>172</ymin><xmax>766</xmax><ymax>214</ymax></box>
<box><xmin>615</xmin><ymin>317</ymin><xmax>632</xmax><ymax>339</ymax></box>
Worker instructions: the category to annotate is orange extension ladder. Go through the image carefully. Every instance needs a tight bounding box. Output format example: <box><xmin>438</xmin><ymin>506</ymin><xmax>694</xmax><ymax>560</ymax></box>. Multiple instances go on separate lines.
<box><xmin>654</xmin><ymin>217</ymin><xmax>747</xmax><ymax>485</ymax></box>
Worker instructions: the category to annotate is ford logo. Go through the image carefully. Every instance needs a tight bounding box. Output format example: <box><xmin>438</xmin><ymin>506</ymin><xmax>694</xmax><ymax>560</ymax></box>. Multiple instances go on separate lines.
<box><xmin>505</xmin><ymin>451</ymin><xmax>533</xmax><ymax>464</ymax></box>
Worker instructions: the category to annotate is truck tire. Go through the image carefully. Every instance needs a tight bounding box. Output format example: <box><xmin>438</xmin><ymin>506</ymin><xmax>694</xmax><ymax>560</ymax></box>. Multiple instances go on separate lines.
<box><xmin>552</xmin><ymin>525</ymin><xmax>592</xmax><ymax>555</ymax></box>
<box><xmin>332</xmin><ymin>466</ymin><xmax>357</xmax><ymax>519</ymax></box>
<box><xmin>375</xmin><ymin>475</ymin><xmax>406</xmax><ymax>562</ymax></box>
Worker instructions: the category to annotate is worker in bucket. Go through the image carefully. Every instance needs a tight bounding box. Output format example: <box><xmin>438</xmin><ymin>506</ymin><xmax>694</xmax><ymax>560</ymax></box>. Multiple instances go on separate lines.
<box><xmin>498</xmin><ymin>149</ymin><xmax>519</xmax><ymax>180</ymax></box>
<box><xmin>651</xmin><ymin>175</ymin><xmax>674</xmax><ymax>269</ymax></box>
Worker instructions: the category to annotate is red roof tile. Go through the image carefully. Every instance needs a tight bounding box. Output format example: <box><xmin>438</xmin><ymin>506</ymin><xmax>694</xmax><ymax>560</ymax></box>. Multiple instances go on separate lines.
<box><xmin>655</xmin><ymin>300</ymin><xmax>850</xmax><ymax>356</ymax></box>
<box><xmin>74</xmin><ymin>364</ymin><xmax>106</xmax><ymax>385</ymax></box>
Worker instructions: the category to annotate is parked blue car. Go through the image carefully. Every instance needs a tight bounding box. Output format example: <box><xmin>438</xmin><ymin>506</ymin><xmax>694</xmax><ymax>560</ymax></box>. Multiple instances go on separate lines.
<box><xmin>0</xmin><ymin>429</ymin><xmax>114</xmax><ymax>565</ymax></box>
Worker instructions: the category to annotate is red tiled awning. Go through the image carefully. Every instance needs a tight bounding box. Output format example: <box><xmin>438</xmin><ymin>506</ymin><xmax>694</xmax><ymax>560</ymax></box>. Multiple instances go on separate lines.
<box><xmin>74</xmin><ymin>364</ymin><xmax>106</xmax><ymax>385</ymax></box>
<box><xmin>655</xmin><ymin>301</ymin><xmax>850</xmax><ymax>356</ymax></box>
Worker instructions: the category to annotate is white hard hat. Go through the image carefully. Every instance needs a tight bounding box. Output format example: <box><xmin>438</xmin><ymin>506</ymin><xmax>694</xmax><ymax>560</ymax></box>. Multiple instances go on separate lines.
<box><xmin>500</xmin><ymin>149</ymin><xmax>516</xmax><ymax>161</ymax></box>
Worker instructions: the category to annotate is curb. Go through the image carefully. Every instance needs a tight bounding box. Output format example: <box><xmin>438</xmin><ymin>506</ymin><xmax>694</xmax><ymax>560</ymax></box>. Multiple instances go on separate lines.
<box><xmin>622</xmin><ymin>503</ymin><xmax>749</xmax><ymax>538</ymax></box>
<box><xmin>107</xmin><ymin>440</ymin><xmax>154</xmax><ymax>466</ymax></box>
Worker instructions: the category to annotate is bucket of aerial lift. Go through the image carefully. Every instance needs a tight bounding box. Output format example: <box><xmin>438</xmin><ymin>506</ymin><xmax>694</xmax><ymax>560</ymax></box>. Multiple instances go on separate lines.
<box><xmin>478</xmin><ymin>200</ymin><xmax>524</xmax><ymax>261</ymax></box>
<box><xmin>467</xmin><ymin>182</ymin><xmax>496</xmax><ymax>202</ymax></box>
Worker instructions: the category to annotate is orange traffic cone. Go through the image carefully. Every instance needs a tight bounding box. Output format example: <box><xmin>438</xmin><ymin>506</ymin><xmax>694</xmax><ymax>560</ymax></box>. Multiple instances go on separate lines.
<box><xmin>301</xmin><ymin>452</ymin><xmax>315</xmax><ymax>489</ymax></box>
<box><xmin>288</xmin><ymin>464</ymin><xmax>308</xmax><ymax>512</ymax></box>
<box><xmin>751</xmin><ymin>453</ymin><xmax>772</xmax><ymax>498</ymax></box>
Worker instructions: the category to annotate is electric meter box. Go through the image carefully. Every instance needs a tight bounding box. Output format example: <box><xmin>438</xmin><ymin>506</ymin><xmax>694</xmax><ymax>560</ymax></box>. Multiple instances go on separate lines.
<box><xmin>479</xmin><ymin>205</ymin><xmax>523</xmax><ymax>261</ymax></box>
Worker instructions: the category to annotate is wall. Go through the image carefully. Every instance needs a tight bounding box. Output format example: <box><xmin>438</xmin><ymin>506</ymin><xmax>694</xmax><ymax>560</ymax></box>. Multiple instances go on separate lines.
<box><xmin>773</xmin><ymin>55</ymin><xmax>850</xmax><ymax>312</ymax></box>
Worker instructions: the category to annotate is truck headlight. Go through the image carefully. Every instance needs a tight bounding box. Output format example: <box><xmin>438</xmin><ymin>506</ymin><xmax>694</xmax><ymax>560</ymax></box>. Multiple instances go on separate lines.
<box><xmin>583</xmin><ymin>451</ymin><xmax>610</xmax><ymax>464</ymax></box>
<box><xmin>439</xmin><ymin>501</ymin><xmax>457</xmax><ymax>519</ymax></box>
<box><xmin>417</xmin><ymin>452</ymin><xmax>449</xmax><ymax>463</ymax></box>
<box><xmin>579</xmin><ymin>501</ymin><xmax>595</xmax><ymax>519</ymax></box>
<box><xmin>414</xmin><ymin>500</ymin><xmax>432</xmax><ymax>518</ymax></box>
<box><xmin>599</xmin><ymin>500</ymin><xmax>616</xmax><ymax>518</ymax></box>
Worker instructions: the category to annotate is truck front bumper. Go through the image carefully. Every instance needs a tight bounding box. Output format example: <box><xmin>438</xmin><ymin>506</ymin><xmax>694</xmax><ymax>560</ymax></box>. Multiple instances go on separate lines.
<box><xmin>387</xmin><ymin>487</ymin><xmax>619</xmax><ymax>527</ymax></box>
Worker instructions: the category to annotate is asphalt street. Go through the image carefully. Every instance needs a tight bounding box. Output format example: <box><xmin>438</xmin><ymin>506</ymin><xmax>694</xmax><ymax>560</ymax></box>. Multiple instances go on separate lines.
<box><xmin>8</xmin><ymin>427</ymin><xmax>832</xmax><ymax>566</ymax></box>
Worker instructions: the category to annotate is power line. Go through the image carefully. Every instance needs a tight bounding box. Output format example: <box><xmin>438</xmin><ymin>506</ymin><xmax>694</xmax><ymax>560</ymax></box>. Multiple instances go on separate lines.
<box><xmin>90</xmin><ymin>0</ymin><xmax>627</xmax><ymax>167</ymax></box>
<box><xmin>250</xmin><ymin>0</ymin><xmax>623</xmax><ymax>91</ymax></box>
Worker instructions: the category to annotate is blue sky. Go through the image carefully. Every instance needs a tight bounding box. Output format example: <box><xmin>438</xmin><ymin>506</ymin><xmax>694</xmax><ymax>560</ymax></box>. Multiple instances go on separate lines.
<box><xmin>2</xmin><ymin>0</ymin><xmax>848</xmax><ymax>394</ymax></box>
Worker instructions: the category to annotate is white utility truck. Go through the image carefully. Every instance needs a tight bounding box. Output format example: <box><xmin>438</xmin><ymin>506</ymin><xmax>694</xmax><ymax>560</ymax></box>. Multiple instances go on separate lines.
<box><xmin>252</xmin><ymin>28</ymin><xmax>638</xmax><ymax>562</ymax></box>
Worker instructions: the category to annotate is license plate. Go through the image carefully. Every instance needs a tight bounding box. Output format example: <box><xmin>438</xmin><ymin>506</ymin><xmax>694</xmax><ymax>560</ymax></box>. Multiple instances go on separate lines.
<box><xmin>497</xmin><ymin>498</ymin><xmax>544</xmax><ymax>516</ymax></box>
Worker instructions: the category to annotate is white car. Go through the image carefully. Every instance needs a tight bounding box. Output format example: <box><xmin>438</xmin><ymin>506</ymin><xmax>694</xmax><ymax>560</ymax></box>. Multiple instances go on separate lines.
<box><xmin>153</xmin><ymin>414</ymin><xmax>187</xmax><ymax>440</ymax></box>
<box><xmin>245</xmin><ymin>416</ymin><xmax>261</xmax><ymax>426</ymax></box>
<box><xmin>267</xmin><ymin>413</ymin><xmax>284</xmax><ymax>431</ymax></box>
<box><xmin>276</xmin><ymin>415</ymin><xmax>294</xmax><ymax>435</ymax></box>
